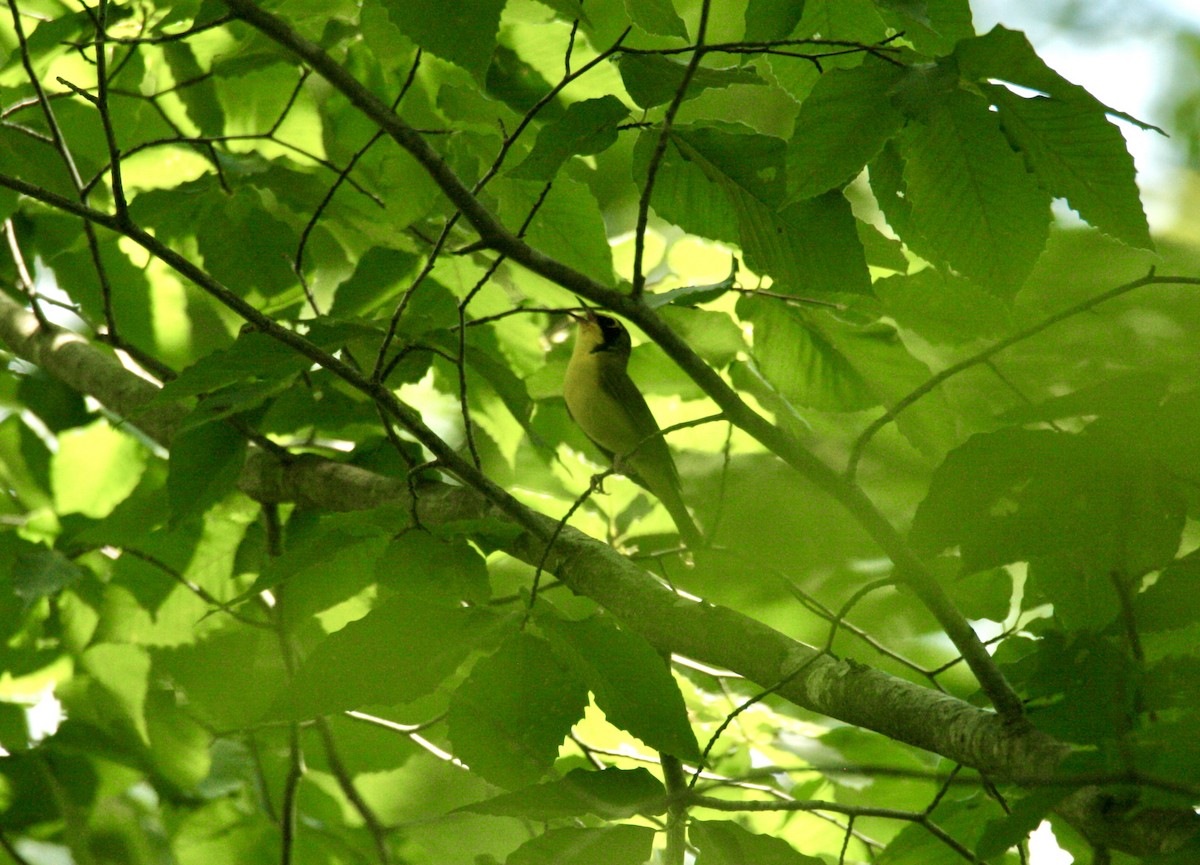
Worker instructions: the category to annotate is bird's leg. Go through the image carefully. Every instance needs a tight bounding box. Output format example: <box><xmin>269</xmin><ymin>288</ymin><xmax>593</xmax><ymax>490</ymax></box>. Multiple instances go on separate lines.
<box><xmin>590</xmin><ymin>463</ymin><xmax>620</xmax><ymax>495</ymax></box>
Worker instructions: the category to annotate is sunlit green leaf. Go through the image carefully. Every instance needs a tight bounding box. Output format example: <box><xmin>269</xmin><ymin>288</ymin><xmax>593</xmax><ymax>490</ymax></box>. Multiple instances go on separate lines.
<box><xmin>540</xmin><ymin>612</ymin><xmax>700</xmax><ymax>761</ymax></box>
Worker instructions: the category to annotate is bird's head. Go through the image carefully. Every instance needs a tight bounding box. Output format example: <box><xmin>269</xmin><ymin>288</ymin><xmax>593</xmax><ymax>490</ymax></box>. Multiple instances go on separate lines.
<box><xmin>570</xmin><ymin>302</ymin><xmax>631</xmax><ymax>358</ymax></box>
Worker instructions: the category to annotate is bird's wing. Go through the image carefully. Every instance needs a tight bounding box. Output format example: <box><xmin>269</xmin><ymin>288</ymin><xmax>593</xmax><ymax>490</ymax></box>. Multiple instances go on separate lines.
<box><xmin>597</xmin><ymin>363</ymin><xmax>680</xmax><ymax>487</ymax></box>
<box><xmin>597</xmin><ymin>363</ymin><xmax>701</xmax><ymax>547</ymax></box>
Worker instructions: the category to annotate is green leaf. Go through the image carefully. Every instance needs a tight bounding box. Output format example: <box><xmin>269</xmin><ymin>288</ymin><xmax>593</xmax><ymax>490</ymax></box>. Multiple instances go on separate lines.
<box><xmin>506</xmin><ymin>825</ymin><xmax>656</xmax><ymax>865</ymax></box>
<box><xmin>278</xmin><ymin>598</ymin><xmax>510</xmax><ymax>720</ymax></box>
<box><xmin>496</xmin><ymin>175</ymin><xmax>616</xmax><ymax>286</ymax></box>
<box><xmin>195</xmin><ymin>187</ymin><xmax>299</xmax><ymax>296</ymax></box>
<box><xmin>163</xmin><ymin>42</ymin><xmax>224</xmax><ymax>135</ymax></box>
<box><xmin>940</xmin><ymin>561</ymin><xmax>1012</xmax><ymax>622</ymax></box>
<box><xmin>0</xmin><ymin>748</ymin><xmax>96</xmax><ymax>829</ymax></box>
<box><xmin>658</xmin><ymin>306</ymin><xmax>745</xmax><ymax>367</ymax></box>
<box><xmin>154</xmin><ymin>331</ymin><xmax>311</xmax><ymax>403</ymax></box>
<box><xmin>381</xmin><ymin>0</ymin><xmax>505</xmax><ymax>80</ymax></box>
<box><xmin>145</xmin><ymin>688</ymin><xmax>213</xmax><ymax>790</ymax></box>
<box><xmin>12</xmin><ymin>543</ymin><xmax>85</xmax><ymax>608</ymax></box>
<box><xmin>793</xmin><ymin>0</ymin><xmax>887</xmax><ymax>48</ymax></box>
<box><xmin>744</xmin><ymin>193</ymin><xmax>872</xmax><ymax>295</ymax></box>
<box><xmin>1134</xmin><ymin>551</ymin><xmax>1200</xmax><ymax>633</ymax></box>
<box><xmin>511</xmin><ymin>96</ymin><xmax>631</xmax><ymax>180</ymax></box>
<box><xmin>82</xmin><ymin>643</ymin><xmax>152</xmax><ymax>743</ymax></box>
<box><xmin>875</xmin><ymin>0</ymin><xmax>973</xmax><ymax>56</ymax></box>
<box><xmin>878</xmin><ymin>794</ymin><xmax>1005</xmax><ymax>864</ymax></box>
<box><xmin>912</xmin><ymin>428</ymin><xmax>1186</xmax><ymax>576</ymax></box>
<box><xmin>659</xmin><ymin>126</ymin><xmax>869</xmax><ymax>294</ymax></box>
<box><xmin>447</xmin><ymin>632</ymin><xmax>589</xmax><ymax>789</ymax></box>
<box><xmin>691</xmin><ymin>820</ymin><xmax>823</xmax><ymax>864</ymax></box>
<box><xmin>156</xmin><ymin>628</ymin><xmax>289</xmax><ymax>730</ymax></box>
<box><xmin>487</xmin><ymin>44</ymin><xmax>562</xmax><ymax>117</ymax></box>
<box><xmin>874</xmin><ymin>268</ymin><xmax>1012</xmax><ymax>344</ymax></box>
<box><xmin>51</xmin><ymin>421</ymin><xmax>147</xmax><ymax>519</ymax></box>
<box><xmin>899</xmin><ymin>89</ymin><xmax>1051</xmax><ymax>296</ymax></box>
<box><xmin>617</xmin><ymin>55</ymin><xmax>764</xmax><ymax>109</ymax></box>
<box><xmin>329</xmin><ymin>247</ymin><xmax>421</xmax><ymax>318</ymax></box>
<box><xmin>375</xmin><ymin>530</ymin><xmax>491</xmax><ymax>605</ymax></box>
<box><xmin>540</xmin><ymin>613</ymin><xmax>700</xmax><ymax>761</ymax></box>
<box><xmin>786</xmin><ymin>59</ymin><xmax>904</xmax><ymax>200</ymax></box>
<box><xmin>168</xmin><ymin>422</ymin><xmax>247</xmax><ymax>523</ymax></box>
<box><xmin>743</xmin><ymin>303</ymin><xmax>955</xmax><ymax>455</ymax></box>
<box><xmin>644</xmin><ymin>259</ymin><xmax>739</xmax><ymax>309</ymax></box>
<box><xmin>667</xmin><ymin>124</ymin><xmax>787</xmax><ymax>208</ymax></box>
<box><xmin>0</xmin><ymin>417</ymin><xmax>52</xmax><ymax>512</ymax></box>
<box><xmin>954</xmin><ymin>25</ymin><xmax>1162</xmax><ymax>132</ymax></box>
<box><xmin>631</xmin><ymin>124</ymin><xmax>758</xmax><ymax>245</ymax></box>
<box><xmin>16</xmin><ymin>369</ymin><xmax>91</xmax><ymax>433</ymax></box>
<box><xmin>625</xmin><ymin>0</ymin><xmax>688</xmax><ymax>38</ymax></box>
<box><xmin>1023</xmin><ymin>634</ymin><xmax>1137</xmax><ymax>743</ymax></box>
<box><xmin>1144</xmin><ymin>655</ymin><xmax>1200</xmax><ymax>712</ymax></box>
<box><xmin>461</xmin><ymin>766</ymin><xmax>665</xmax><ymax>819</ymax></box>
<box><xmin>744</xmin><ymin>0</ymin><xmax>806</xmax><ymax>42</ymax></box>
<box><xmin>743</xmin><ymin>302</ymin><xmax>873</xmax><ymax>411</ymax></box>
<box><xmin>428</xmin><ymin>326</ymin><xmax>540</xmax><ymax>434</ymax></box>
<box><xmin>988</xmin><ymin>86</ymin><xmax>1152</xmax><ymax>250</ymax></box>
<box><xmin>996</xmin><ymin>371</ymin><xmax>1169</xmax><ymax>424</ymax></box>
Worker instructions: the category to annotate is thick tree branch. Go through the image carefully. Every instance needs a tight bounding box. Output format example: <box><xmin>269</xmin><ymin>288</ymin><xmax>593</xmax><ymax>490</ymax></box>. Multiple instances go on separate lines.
<box><xmin>219</xmin><ymin>0</ymin><xmax>1024</xmax><ymax>723</ymax></box>
<box><xmin>0</xmin><ymin>289</ymin><xmax>1195</xmax><ymax>857</ymax></box>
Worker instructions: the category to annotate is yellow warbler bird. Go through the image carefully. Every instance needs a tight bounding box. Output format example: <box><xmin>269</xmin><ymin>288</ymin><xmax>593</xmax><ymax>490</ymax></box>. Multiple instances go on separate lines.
<box><xmin>562</xmin><ymin>305</ymin><xmax>702</xmax><ymax>548</ymax></box>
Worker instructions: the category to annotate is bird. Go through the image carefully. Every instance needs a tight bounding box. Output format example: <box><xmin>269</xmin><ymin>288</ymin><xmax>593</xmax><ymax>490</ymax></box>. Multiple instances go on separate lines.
<box><xmin>562</xmin><ymin>304</ymin><xmax>702</xmax><ymax>548</ymax></box>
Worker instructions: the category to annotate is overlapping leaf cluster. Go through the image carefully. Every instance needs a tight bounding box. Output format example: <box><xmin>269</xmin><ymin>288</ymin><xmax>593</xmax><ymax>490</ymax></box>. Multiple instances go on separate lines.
<box><xmin>0</xmin><ymin>0</ymin><xmax>1198</xmax><ymax>863</ymax></box>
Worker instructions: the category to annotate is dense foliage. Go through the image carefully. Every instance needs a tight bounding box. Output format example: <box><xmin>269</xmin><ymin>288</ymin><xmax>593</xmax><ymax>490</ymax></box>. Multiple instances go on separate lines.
<box><xmin>0</xmin><ymin>0</ymin><xmax>1198</xmax><ymax>863</ymax></box>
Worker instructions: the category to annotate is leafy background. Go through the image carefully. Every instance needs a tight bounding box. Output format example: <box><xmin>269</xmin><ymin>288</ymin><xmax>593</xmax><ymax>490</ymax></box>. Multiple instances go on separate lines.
<box><xmin>0</xmin><ymin>0</ymin><xmax>1199</xmax><ymax>863</ymax></box>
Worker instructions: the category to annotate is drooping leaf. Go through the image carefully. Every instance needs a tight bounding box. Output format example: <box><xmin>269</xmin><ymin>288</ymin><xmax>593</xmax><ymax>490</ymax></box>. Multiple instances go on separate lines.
<box><xmin>988</xmin><ymin>86</ymin><xmax>1152</xmax><ymax>250</ymax></box>
<box><xmin>899</xmin><ymin>89</ymin><xmax>1051</xmax><ymax>296</ymax></box>
<box><xmin>276</xmin><ymin>598</ymin><xmax>511</xmax><ymax>720</ymax></box>
<box><xmin>81</xmin><ymin>643</ymin><xmax>152</xmax><ymax>743</ymax></box>
<box><xmin>744</xmin><ymin>0</ymin><xmax>806</xmax><ymax>42</ymax></box>
<box><xmin>168</xmin><ymin>421</ymin><xmax>247</xmax><ymax>523</ymax></box>
<box><xmin>955</xmin><ymin>25</ymin><xmax>1162</xmax><ymax>132</ymax></box>
<box><xmin>51</xmin><ymin>421</ymin><xmax>147</xmax><ymax>519</ymax></box>
<box><xmin>375</xmin><ymin>529</ymin><xmax>491</xmax><ymax>605</ymax></box>
<box><xmin>381</xmin><ymin>0</ymin><xmax>505</xmax><ymax>80</ymax></box>
<box><xmin>786</xmin><ymin>59</ymin><xmax>905</xmax><ymax>201</ymax></box>
<box><xmin>742</xmin><ymin>302</ymin><xmax>956</xmax><ymax>455</ymax></box>
<box><xmin>874</xmin><ymin>268</ymin><xmax>1012</xmax><ymax>344</ymax></box>
<box><xmin>511</xmin><ymin>96</ymin><xmax>631</xmax><ymax>180</ymax></box>
<box><xmin>625</xmin><ymin>0</ymin><xmax>688</xmax><ymax>39</ymax></box>
<box><xmin>447</xmin><ymin>631</ymin><xmax>589</xmax><ymax>789</ymax></box>
<box><xmin>496</xmin><ymin>175</ymin><xmax>616</xmax><ymax>287</ymax></box>
<box><xmin>912</xmin><ymin>427</ymin><xmax>1186</xmax><ymax>577</ymax></box>
<box><xmin>617</xmin><ymin>55</ymin><xmax>764</xmax><ymax>109</ymax></box>
<box><xmin>11</xmin><ymin>543</ymin><xmax>85</xmax><ymax>608</ymax></box>
<box><xmin>657</xmin><ymin>125</ymin><xmax>870</xmax><ymax>294</ymax></box>
<box><xmin>540</xmin><ymin>612</ymin><xmax>700</xmax><ymax>760</ymax></box>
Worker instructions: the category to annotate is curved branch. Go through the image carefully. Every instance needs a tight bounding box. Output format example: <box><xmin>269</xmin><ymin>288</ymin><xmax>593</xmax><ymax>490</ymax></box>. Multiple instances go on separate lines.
<box><xmin>218</xmin><ymin>0</ymin><xmax>1023</xmax><ymax>725</ymax></box>
<box><xmin>0</xmin><ymin>289</ymin><xmax>1196</xmax><ymax>857</ymax></box>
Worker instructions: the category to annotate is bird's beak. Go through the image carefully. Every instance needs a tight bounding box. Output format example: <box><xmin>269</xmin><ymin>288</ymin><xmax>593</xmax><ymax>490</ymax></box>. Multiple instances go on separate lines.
<box><xmin>570</xmin><ymin>296</ymin><xmax>598</xmax><ymax>324</ymax></box>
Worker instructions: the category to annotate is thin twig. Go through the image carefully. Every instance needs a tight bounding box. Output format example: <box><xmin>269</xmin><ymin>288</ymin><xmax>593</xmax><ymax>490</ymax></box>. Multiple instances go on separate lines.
<box><xmin>631</xmin><ymin>0</ymin><xmax>713</xmax><ymax>300</ymax></box>
<box><xmin>846</xmin><ymin>269</ymin><xmax>1200</xmax><ymax>479</ymax></box>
